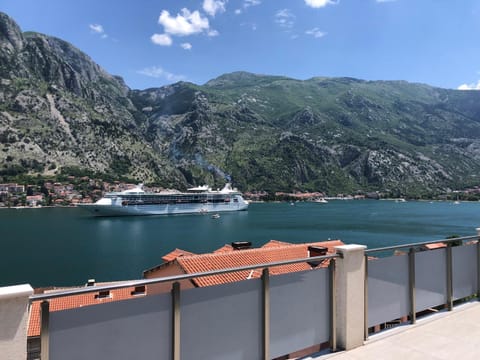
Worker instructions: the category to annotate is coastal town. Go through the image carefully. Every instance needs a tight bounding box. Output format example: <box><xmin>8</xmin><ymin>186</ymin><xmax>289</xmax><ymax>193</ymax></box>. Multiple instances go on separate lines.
<box><xmin>2</xmin><ymin>177</ymin><xmax>480</xmax><ymax>208</ymax></box>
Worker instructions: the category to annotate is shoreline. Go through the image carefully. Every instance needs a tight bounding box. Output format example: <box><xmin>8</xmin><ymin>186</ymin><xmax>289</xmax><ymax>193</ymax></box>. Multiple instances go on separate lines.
<box><xmin>1</xmin><ymin>198</ymin><xmax>478</xmax><ymax>210</ymax></box>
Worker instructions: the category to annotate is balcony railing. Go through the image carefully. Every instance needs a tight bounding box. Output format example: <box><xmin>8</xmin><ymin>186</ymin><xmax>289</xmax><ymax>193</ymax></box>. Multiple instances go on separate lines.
<box><xmin>2</xmin><ymin>233</ymin><xmax>480</xmax><ymax>360</ymax></box>
<box><xmin>365</xmin><ymin>234</ymin><xmax>480</xmax><ymax>339</ymax></box>
<box><xmin>30</xmin><ymin>253</ymin><xmax>340</xmax><ymax>360</ymax></box>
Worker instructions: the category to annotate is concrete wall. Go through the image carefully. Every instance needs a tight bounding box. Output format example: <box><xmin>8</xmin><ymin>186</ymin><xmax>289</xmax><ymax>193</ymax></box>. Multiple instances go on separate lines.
<box><xmin>0</xmin><ymin>284</ymin><xmax>33</xmax><ymax>360</ymax></box>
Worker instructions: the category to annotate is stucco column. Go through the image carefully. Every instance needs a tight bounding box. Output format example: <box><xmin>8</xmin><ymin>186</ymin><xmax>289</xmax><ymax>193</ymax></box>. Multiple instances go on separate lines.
<box><xmin>334</xmin><ymin>244</ymin><xmax>366</xmax><ymax>350</ymax></box>
<box><xmin>0</xmin><ymin>284</ymin><xmax>34</xmax><ymax>360</ymax></box>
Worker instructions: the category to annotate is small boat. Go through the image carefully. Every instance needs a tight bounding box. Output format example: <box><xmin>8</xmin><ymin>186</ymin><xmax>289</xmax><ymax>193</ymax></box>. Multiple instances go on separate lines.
<box><xmin>312</xmin><ymin>198</ymin><xmax>328</xmax><ymax>204</ymax></box>
<box><xmin>211</xmin><ymin>214</ymin><xmax>220</xmax><ymax>219</ymax></box>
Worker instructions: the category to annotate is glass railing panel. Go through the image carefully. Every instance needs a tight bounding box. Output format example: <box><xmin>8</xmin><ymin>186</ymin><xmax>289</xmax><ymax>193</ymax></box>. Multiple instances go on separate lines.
<box><xmin>180</xmin><ymin>279</ymin><xmax>262</xmax><ymax>360</ymax></box>
<box><xmin>49</xmin><ymin>293</ymin><xmax>171</xmax><ymax>360</ymax></box>
<box><xmin>415</xmin><ymin>249</ymin><xmax>447</xmax><ymax>312</ymax></box>
<box><xmin>270</xmin><ymin>268</ymin><xmax>330</xmax><ymax>358</ymax></box>
<box><xmin>367</xmin><ymin>254</ymin><xmax>409</xmax><ymax>327</ymax></box>
<box><xmin>452</xmin><ymin>244</ymin><xmax>478</xmax><ymax>300</ymax></box>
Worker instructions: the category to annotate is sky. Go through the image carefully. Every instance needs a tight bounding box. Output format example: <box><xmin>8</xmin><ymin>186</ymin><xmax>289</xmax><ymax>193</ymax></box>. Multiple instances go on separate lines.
<box><xmin>2</xmin><ymin>0</ymin><xmax>480</xmax><ymax>91</ymax></box>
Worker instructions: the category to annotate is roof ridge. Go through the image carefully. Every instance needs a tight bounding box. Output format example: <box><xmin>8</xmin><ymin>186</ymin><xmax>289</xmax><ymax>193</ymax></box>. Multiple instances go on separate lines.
<box><xmin>178</xmin><ymin>240</ymin><xmax>342</xmax><ymax>262</ymax></box>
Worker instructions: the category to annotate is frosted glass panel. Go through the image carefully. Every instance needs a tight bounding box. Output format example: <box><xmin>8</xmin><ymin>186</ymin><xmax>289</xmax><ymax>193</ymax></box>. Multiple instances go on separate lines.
<box><xmin>368</xmin><ymin>255</ymin><xmax>409</xmax><ymax>327</ymax></box>
<box><xmin>452</xmin><ymin>244</ymin><xmax>478</xmax><ymax>300</ymax></box>
<box><xmin>415</xmin><ymin>249</ymin><xmax>447</xmax><ymax>312</ymax></box>
<box><xmin>270</xmin><ymin>269</ymin><xmax>330</xmax><ymax>358</ymax></box>
<box><xmin>181</xmin><ymin>279</ymin><xmax>262</xmax><ymax>360</ymax></box>
<box><xmin>50</xmin><ymin>293</ymin><xmax>172</xmax><ymax>360</ymax></box>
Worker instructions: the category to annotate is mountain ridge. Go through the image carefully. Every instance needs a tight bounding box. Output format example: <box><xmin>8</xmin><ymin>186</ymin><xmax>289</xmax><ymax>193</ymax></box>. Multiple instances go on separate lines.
<box><xmin>2</xmin><ymin>12</ymin><xmax>480</xmax><ymax>195</ymax></box>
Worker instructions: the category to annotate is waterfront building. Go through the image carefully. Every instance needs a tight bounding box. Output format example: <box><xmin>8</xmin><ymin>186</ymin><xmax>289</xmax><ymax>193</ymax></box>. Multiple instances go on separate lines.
<box><xmin>144</xmin><ymin>240</ymin><xmax>344</xmax><ymax>293</ymax></box>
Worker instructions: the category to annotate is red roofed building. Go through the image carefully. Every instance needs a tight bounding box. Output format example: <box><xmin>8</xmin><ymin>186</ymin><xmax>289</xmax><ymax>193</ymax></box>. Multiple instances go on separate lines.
<box><xmin>144</xmin><ymin>239</ymin><xmax>344</xmax><ymax>290</ymax></box>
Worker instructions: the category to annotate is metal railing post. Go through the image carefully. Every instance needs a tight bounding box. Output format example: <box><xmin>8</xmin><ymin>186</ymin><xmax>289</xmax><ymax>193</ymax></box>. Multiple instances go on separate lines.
<box><xmin>476</xmin><ymin>228</ymin><xmax>480</xmax><ymax>301</ymax></box>
<box><xmin>40</xmin><ymin>300</ymin><xmax>50</xmax><ymax>360</ymax></box>
<box><xmin>446</xmin><ymin>244</ymin><xmax>453</xmax><ymax>311</ymax></box>
<box><xmin>477</xmin><ymin>240</ymin><xmax>480</xmax><ymax>301</ymax></box>
<box><xmin>329</xmin><ymin>258</ymin><xmax>337</xmax><ymax>351</ymax></box>
<box><xmin>408</xmin><ymin>248</ymin><xmax>416</xmax><ymax>324</ymax></box>
<box><xmin>262</xmin><ymin>268</ymin><xmax>270</xmax><ymax>360</ymax></box>
<box><xmin>172</xmin><ymin>282</ymin><xmax>181</xmax><ymax>360</ymax></box>
<box><xmin>363</xmin><ymin>254</ymin><xmax>368</xmax><ymax>341</ymax></box>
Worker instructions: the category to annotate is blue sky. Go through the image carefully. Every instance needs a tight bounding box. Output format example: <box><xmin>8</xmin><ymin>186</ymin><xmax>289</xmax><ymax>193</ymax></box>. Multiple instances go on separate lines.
<box><xmin>2</xmin><ymin>0</ymin><xmax>480</xmax><ymax>90</ymax></box>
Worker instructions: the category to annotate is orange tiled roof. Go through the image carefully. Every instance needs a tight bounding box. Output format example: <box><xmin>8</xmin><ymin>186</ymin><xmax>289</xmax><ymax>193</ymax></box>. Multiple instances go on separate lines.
<box><xmin>161</xmin><ymin>248</ymin><xmax>196</xmax><ymax>262</ymax></box>
<box><xmin>424</xmin><ymin>243</ymin><xmax>447</xmax><ymax>250</ymax></box>
<box><xmin>261</xmin><ymin>240</ymin><xmax>291</xmax><ymax>248</ymax></box>
<box><xmin>214</xmin><ymin>244</ymin><xmax>234</xmax><ymax>253</ymax></box>
<box><xmin>177</xmin><ymin>240</ymin><xmax>344</xmax><ymax>287</ymax></box>
<box><xmin>28</xmin><ymin>286</ymin><xmax>142</xmax><ymax>337</ymax></box>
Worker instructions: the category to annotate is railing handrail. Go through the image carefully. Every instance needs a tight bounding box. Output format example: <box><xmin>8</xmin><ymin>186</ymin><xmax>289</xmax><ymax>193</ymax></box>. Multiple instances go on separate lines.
<box><xmin>365</xmin><ymin>234</ymin><xmax>478</xmax><ymax>254</ymax></box>
<box><xmin>30</xmin><ymin>253</ymin><xmax>340</xmax><ymax>302</ymax></box>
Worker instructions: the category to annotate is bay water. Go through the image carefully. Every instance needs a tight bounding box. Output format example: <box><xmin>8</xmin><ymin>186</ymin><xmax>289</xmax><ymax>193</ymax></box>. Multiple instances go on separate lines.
<box><xmin>1</xmin><ymin>200</ymin><xmax>479</xmax><ymax>287</ymax></box>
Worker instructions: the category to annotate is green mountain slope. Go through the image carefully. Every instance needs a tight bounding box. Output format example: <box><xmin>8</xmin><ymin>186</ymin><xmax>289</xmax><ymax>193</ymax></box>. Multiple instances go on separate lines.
<box><xmin>135</xmin><ymin>72</ymin><xmax>480</xmax><ymax>193</ymax></box>
<box><xmin>2</xmin><ymin>12</ymin><xmax>480</xmax><ymax>195</ymax></box>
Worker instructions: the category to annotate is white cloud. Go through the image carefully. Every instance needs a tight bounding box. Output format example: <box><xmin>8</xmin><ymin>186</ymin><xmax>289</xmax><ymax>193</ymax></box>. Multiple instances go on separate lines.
<box><xmin>304</xmin><ymin>0</ymin><xmax>338</xmax><ymax>8</ymax></box>
<box><xmin>207</xmin><ymin>29</ymin><xmax>220</xmax><ymax>37</ymax></box>
<box><xmin>137</xmin><ymin>66</ymin><xmax>186</xmax><ymax>82</ymax></box>
<box><xmin>245</xmin><ymin>0</ymin><xmax>261</xmax><ymax>8</ymax></box>
<box><xmin>151</xmin><ymin>33</ymin><xmax>173</xmax><ymax>46</ymax></box>
<box><xmin>158</xmin><ymin>8</ymin><xmax>210</xmax><ymax>36</ymax></box>
<box><xmin>203</xmin><ymin>0</ymin><xmax>227</xmax><ymax>17</ymax></box>
<box><xmin>181</xmin><ymin>42</ymin><xmax>192</xmax><ymax>50</ymax></box>
<box><xmin>89</xmin><ymin>24</ymin><xmax>108</xmax><ymax>39</ymax></box>
<box><xmin>235</xmin><ymin>0</ymin><xmax>261</xmax><ymax>14</ymax></box>
<box><xmin>89</xmin><ymin>24</ymin><xmax>104</xmax><ymax>34</ymax></box>
<box><xmin>275</xmin><ymin>9</ymin><xmax>295</xmax><ymax>29</ymax></box>
<box><xmin>306</xmin><ymin>27</ymin><xmax>327</xmax><ymax>38</ymax></box>
<box><xmin>458</xmin><ymin>80</ymin><xmax>480</xmax><ymax>90</ymax></box>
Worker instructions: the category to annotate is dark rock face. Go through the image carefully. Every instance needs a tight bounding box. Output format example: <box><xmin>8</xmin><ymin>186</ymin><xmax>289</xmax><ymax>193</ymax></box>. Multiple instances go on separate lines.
<box><xmin>2</xmin><ymin>11</ymin><xmax>480</xmax><ymax>195</ymax></box>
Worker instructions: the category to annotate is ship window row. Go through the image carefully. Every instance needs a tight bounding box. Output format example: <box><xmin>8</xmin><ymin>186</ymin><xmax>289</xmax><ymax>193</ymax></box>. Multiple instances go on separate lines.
<box><xmin>118</xmin><ymin>196</ymin><xmax>235</xmax><ymax>206</ymax></box>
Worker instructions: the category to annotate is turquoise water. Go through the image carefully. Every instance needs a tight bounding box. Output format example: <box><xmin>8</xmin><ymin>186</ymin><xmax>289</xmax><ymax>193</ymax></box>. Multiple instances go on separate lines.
<box><xmin>1</xmin><ymin>200</ymin><xmax>479</xmax><ymax>287</ymax></box>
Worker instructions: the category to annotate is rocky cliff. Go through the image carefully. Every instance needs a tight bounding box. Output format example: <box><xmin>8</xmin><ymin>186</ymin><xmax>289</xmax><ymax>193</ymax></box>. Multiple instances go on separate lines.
<box><xmin>2</xmin><ymin>12</ymin><xmax>480</xmax><ymax>195</ymax></box>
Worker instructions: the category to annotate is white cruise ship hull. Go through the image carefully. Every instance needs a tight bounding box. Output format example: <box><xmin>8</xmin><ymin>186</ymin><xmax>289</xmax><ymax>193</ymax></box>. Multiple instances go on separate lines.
<box><xmin>78</xmin><ymin>201</ymin><xmax>248</xmax><ymax>217</ymax></box>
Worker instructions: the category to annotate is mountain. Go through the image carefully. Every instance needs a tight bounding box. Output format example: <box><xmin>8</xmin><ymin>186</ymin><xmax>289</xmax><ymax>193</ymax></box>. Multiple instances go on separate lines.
<box><xmin>2</xmin><ymin>12</ymin><xmax>480</xmax><ymax>195</ymax></box>
<box><xmin>0</xmin><ymin>12</ymin><xmax>184</xmax><ymax>187</ymax></box>
<box><xmin>132</xmin><ymin>74</ymin><xmax>480</xmax><ymax>194</ymax></box>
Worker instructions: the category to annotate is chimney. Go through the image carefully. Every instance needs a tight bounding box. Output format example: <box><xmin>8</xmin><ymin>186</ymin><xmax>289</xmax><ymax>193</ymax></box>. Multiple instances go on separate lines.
<box><xmin>307</xmin><ymin>246</ymin><xmax>328</xmax><ymax>268</ymax></box>
<box><xmin>231</xmin><ymin>241</ymin><xmax>252</xmax><ymax>250</ymax></box>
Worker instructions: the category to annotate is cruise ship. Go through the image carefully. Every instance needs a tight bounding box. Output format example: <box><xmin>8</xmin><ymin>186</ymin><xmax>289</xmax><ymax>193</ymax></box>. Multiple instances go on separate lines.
<box><xmin>78</xmin><ymin>183</ymin><xmax>249</xmax><ymax>216</ymax></box>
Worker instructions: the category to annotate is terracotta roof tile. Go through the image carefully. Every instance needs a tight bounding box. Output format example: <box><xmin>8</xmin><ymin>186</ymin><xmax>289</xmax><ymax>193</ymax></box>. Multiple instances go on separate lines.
<box><xmin>424</xmin><ymin>243</ymin><xmax>447</xmax><ymax>249</ymax></box>
<box><xmin>261</xmin><ymin>240</ymin><xmax>291</xmax><ymax>248</ymax></box>
<box><xmin>162</xmin><ymin>248</ymin><xmax>196</xmax><ymax>262</ymax></box>
<box><xmin>214</xmin><ymin>244</ymin><xmax>234</xmax><ymax>253</ymax></box>
<box><xmin>28</xmin><ymin>286</ymin><xmax>143</xmax><ymax>338</ymax></box>
<box><xmin>177</xmin><ymin>240</ymin><xmax>344</xmax><ymax>287</ymax></box>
